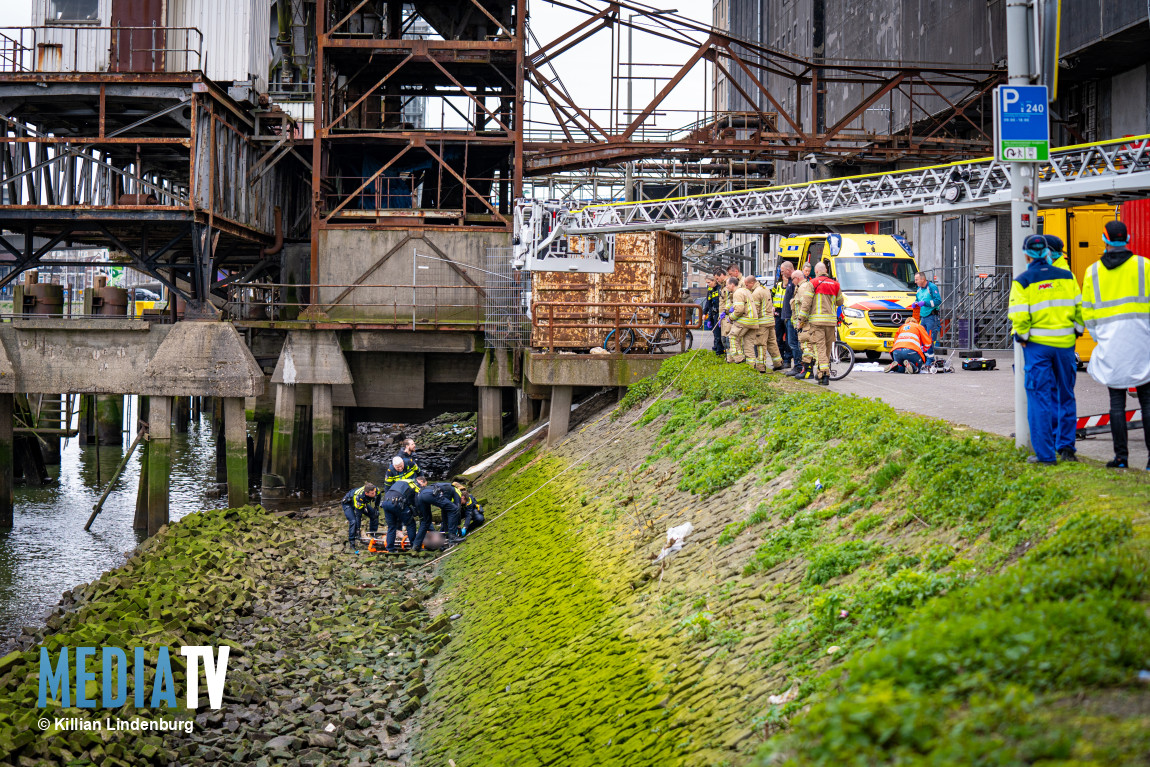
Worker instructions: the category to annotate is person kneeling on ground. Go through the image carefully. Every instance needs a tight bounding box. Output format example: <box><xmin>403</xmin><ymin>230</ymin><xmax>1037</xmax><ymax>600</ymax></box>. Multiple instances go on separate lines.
<box><xmin>413</xmin><ymin>479</ymin><xmax>464</xmax><ymax>550</ymax></box>
<box><xmin>887</xmin><ymin>307</ymin><xmax>934</xmax><ymax>374</ymax></box>
<box><xmin>382</xmin><ymin>475</ymin><xmax>426</xmax><ymax>552</ymax></box>
<box><xmin>341</xmin><ymin>482</ymin><xmax>380</xmax><ymax>551</ymax></box>
<box><xmin>456</xmin><ymin>482</ymin><xmax>486</xmax><ymax>535</ymax></box>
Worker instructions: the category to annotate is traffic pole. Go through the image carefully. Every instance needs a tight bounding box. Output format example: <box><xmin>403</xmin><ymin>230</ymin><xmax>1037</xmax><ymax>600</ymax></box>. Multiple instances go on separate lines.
<box><xmin>1006</xmin><ymin>0</ymin><xmax>1036</xmax><ymax>450</ymax></box>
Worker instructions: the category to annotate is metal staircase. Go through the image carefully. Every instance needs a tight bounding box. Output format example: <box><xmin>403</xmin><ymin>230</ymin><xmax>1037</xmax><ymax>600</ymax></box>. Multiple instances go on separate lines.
<box><xmin>515</xmin><ymin>135</ymin><xmax>1150</xmax><ymax>271</ymax></box>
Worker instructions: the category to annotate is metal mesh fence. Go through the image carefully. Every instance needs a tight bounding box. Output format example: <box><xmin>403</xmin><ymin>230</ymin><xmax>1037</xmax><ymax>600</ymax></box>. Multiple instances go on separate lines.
<box><xmin>484</xmin><ymin>247</ymin><xmax>532</xmax><ymax>348</ymax></box>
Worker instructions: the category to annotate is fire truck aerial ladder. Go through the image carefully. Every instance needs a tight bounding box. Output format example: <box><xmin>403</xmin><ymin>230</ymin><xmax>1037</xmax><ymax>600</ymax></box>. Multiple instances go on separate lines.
<box><xmin>513</xmin><ymin>134</ymin><xmax>1150</xmax><ymax>272</ymax></box>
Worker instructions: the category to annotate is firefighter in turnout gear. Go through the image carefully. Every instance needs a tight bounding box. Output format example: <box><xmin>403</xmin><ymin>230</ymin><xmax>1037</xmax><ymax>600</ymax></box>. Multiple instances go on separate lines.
<box><xmin>791</xmin><ymin>270</ymin><xmax>818</xmax><ymax>379</ymax></box>
<box><xmin>748</xmin><ymin>274</ymin><xmax>784</xmax><ymax>372</ymax></box>
<box><xmin>801</xmin><ymin>262</ymin><xmax>844</xmax><ymax>386</ymax></box>
<box><xmin>1009</xmin><ymin>233</ymin><xmax>1084</xmax><ymax>465</ymax></box>
<box><xmin>726</xmin><ymin>276</ymin><xmax>754</xmax><ymax>363</ymax></box>
<box><xmin>719</xmin><ymin>264</ymin><xmax>742</xmax><ymax>360</ymax></box>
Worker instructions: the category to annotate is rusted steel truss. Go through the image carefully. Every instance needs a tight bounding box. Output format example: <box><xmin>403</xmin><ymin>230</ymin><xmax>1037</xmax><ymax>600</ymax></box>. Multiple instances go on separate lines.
<box><xmin>523</xmin><ymin>0</ymin><xmax>1005</xmax><ymax>174</ymax></box>
<box><xmin>311</xmin><ymin>0</ymin><xmax>524</xmax><ymax>286</ymax></box>
<box><xmin>0</xmin><ymin>72</ymin><xmax>309</xmax><ymax>306</ymax></box>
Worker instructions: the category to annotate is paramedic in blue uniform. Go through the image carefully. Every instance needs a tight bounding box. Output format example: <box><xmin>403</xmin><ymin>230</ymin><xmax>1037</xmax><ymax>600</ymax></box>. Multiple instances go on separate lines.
<box><xmin>1009</xmin><ymin>234</ymin><xmax>1084</xmax><ymax>464</ymax></box>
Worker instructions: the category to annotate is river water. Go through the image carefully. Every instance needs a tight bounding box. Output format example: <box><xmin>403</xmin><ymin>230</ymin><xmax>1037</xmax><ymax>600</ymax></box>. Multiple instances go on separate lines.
<box><xmin>0</xmin><ymin>397</ymin><xmax>231</xmax><ymax>647</ymax></box>
<box><xmin>0</xmin><ymin>401</ymin><xmax>468</xmax><ymax>649</ymax></box>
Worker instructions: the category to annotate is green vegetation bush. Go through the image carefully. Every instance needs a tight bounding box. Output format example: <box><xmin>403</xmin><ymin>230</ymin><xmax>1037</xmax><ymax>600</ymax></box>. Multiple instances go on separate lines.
<box><xmin>804</xmin><ymin>540</ymin><xmax>885</xmax><ymax>585</ymax></box>
<box><xmin>1030</xmin><ymin>510</ymin><xmax>1133</xmax><ymax>561</ymax></box>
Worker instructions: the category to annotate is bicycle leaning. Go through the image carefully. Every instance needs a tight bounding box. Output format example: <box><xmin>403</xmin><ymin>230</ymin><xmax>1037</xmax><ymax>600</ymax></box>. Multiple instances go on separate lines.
<box><xmin>602</xmin><ymin>308</ymin><xmax>694</xmax><ymax>354</ymax></box>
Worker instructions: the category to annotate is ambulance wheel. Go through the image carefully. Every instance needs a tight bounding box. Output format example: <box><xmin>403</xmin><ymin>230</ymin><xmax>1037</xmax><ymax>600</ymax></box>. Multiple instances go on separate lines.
<box><xmin>863</xmin><ymin>350</ymin><xmax>882</xmax><ymax>362</ymax></box>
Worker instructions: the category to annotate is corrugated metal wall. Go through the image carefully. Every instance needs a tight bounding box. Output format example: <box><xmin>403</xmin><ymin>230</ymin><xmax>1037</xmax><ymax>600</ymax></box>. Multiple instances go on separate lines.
<box><xmin>169</xmin><ymin>0</ymin><xmax>270</xmax><ymax>89</ymax></box>
<box><xmin>27</xmin><ymin>0</ymin><xmax>268</xmax><ymax>87</ymax></box>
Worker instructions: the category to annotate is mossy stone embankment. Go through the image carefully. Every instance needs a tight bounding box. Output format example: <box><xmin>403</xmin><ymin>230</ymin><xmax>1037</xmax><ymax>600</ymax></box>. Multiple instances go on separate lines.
<box><xmin>0</xmin><ymin>504</ymin><xmax>444</xmax><ymax>766</ymax></box>
<box><xmin>418</xmin><ymin>351</ymin><xmax>1150</xmax><ymax>766</ymax></box>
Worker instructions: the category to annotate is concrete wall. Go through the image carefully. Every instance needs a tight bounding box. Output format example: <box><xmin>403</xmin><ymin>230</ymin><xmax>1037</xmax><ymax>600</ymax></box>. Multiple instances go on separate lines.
<box><xmin>317</xmin><ymin>229</ymin><xmax>510</xmax><ymax>323</ymax></box>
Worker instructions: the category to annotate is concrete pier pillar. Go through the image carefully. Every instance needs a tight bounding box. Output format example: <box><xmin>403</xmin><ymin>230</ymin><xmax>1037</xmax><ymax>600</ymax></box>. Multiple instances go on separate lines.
<box><xmin>547</xmin><ymin>386</ymin><xmax>573</xmax><ymax>447</ymax></box>
<box><xmin>96</xmin><ymin>395</ymin><xmax>123</xmax><ymax>446</ymax></box>
<box><xmin>134</xmin><ymin>397</ymin><xmax>149</xmax><ymax>530</ymax></box>
<box><xmin>174</xmin><ymin>396</ymin><xmax>190</xmax><ymax>434</ymax></box>
<box><xmin>332</xmin><ymin>406</ymin><xmax>348</xmax><ymax>489</ymax></box>
<box><xmin>478</xmin><ymin>386</ymin><xmax>503</xmax><ymax>457</ymax></box>
<box><xmin>147</xmin><ymin>396</ymin><xmax>172</xmax><ymax>537</ymax></box>
<box><xmin>516</xmin><ymin>388</ymin><xmax>533</xmax><ymax>429</ymax></box>
<box><xmin>263</xmin><ymin>383</ymin><xmax>296</xmax><ymax>500</ymax></box>
<box><xmin>0</xmin><ymin>393</ymin><xmax>13</xmax><ymax>528</ymax></box>
<box><xmin>223</xmin><ymin>397</ymin><xmax>249</xmax><ymax>508</ymax></box>
<box><xmin>41</xmin><ymin>394</ymin><xmax>62</xmax><ymax>465</ymax></box>
<box><xmin>312</xmin><ymin>385</ymin><xmax>333</xmax><ymax>498</ymax></box>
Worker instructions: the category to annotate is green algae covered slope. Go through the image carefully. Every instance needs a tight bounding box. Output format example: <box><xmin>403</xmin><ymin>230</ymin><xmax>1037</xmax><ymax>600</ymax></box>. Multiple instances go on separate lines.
<box><xmin>419</xmin><ymin>351</ymin><xmax>1150</xmax><ymax>767</ymax></box>
<box><xmin>0</xmin><ymin>505</ymin><xmax>442</xmax><ymax>766</ymax></box>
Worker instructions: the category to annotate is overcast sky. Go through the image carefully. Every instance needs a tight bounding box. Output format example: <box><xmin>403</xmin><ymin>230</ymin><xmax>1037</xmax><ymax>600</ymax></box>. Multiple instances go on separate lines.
<box><xmin>0</xmin><ymin>0</ymin><xmax>31</xmax><ymax>27</ymax></box>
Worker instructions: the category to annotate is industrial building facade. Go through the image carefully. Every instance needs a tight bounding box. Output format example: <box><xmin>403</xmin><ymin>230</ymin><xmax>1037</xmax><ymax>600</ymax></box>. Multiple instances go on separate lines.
<box><xmin>713</xmin><ymin>0</ymin><xmax>1150</xmax><ymax>288</ymax></box>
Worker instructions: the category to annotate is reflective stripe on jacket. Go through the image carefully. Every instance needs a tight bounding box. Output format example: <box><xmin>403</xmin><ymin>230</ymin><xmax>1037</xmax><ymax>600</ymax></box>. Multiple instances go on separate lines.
<box><xmin>730</xmin><ymin>286</ymin><xmax>755</xmax><ymax>325</ymax></box>
<box><xmin>809</xmin><ymin>276</ymin><xmax>844</xmax><ymax>326</ymax></box>
<box><xmin>771</xmin><ymin>282</ymin><xmax>785</xmax><ymax>309</ymax></box>
<box><xmin>793</xmin><ymin>281</ymin><xmax>814</xmax><ymax>324</ymax></box>
<box><xmin>1008</xmin><ymin>261</ymin><xmax>1083</xmax><ymax>349</ymax></box>
<box><xmin>383</xmin><ymin>453</ymin><xmax>420</xmax><ymax>488</ymax></box>
<box><xmin>748</xmin><ymin>284</ymin><xmax>772</xmax><ymax>325</ymax></box>
<box><xmin>892</xmin><ymin>321</ymin><xmax>933</xmax><ymax>362</ymax></box>
<box><xmin>343</xmin><ymin>486</ymin><xmax>380</xmax><ymax>511</ymax></box>
<box><xmin>1083</xmin><ymin>251</ymin><xmax>1150</xmax><ymax>388</ymax></box>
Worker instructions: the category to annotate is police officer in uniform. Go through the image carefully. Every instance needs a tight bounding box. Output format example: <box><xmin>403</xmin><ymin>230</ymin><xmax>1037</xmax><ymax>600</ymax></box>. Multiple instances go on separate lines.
<box><xmin>455</xmin><ymin>482</ymin><xmax>486</xmax><ymax>535</ymax></box>
<box><xmin>414</xmin><ymin>480</ymin><xmax>464</xmax><ymax>549</ymax></box>
<box><xmin>382</xmin><ymin>475</ymin><xmax>426</xmax><ymax>551</ymax></box>
<box><xmin>1009</xmin><ymin>234</ymin><xmax>1084</xmax><ymax>464</ymax></box>
<box><xmin>341</xmin><ymin>483</ymin><xmax>381</xmax><ymax>550</ymax></box>
<box><xmin>703</xmin><ymin>273</ymin><xmax>724</xmax><ymax>355</ymax></box>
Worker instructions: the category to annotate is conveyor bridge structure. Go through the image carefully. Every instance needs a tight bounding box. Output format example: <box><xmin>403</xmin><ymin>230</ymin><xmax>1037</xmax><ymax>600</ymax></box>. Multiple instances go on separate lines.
<box><xmin>515</xmin><ymin>135</ymin><xmax>1150</xmax><ymax>272</ymax></box>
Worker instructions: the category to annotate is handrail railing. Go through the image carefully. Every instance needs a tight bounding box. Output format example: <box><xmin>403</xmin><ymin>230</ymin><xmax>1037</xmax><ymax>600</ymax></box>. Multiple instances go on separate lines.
<box><xmin>531</xmin><ymin>301</ymin><xmax>701</xmax><ymax>354</ymax></box>
<box><xmin>225</xmin><ymin>282</ymin><xmax>485</xmax><ymax>327</ymax></box>
<box><xmin>0</xmin><ymin>26</ymin><xmax>203</xmax><ymax>73</ymax></box>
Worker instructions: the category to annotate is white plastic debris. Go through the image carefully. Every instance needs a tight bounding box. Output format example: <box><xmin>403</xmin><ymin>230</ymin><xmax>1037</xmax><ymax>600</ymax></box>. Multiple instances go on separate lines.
<box><xmin>324</xmin><ymin>723</ymin><xmax>336</xmax><ymax>733</ymax></box>
<box><xmin>654</xmin><ymin>522</ymin><xmax>694</xmax><ymax>563</ymax></box>
<box><xmin>768</xmin><ymin>685</ymin><xmax>799</xmax><ymax>706</ymax></box>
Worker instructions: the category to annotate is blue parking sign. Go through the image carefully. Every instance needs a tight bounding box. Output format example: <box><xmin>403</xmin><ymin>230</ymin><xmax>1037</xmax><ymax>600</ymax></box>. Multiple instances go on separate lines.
<box><xmin>994</xmin><ymin>85</ymin><xmax>1050</xmax><ymax>161</ymax></box>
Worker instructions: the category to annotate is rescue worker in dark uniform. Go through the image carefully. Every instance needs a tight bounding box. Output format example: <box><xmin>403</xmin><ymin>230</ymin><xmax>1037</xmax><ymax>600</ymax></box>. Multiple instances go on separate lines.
<box><xmin>414</xmin><ymin>480</ymin><xmax>463</xmax><ymax>550</ymax></box>
<box><xmin>703</xmin><ymin>273</ymin><xmax>724</xmax><ymax>355</ymax></box>
<box><xmin>341</xmin><ymin>483</ymin><xmax>380</xmax><ymax>550</ymax></box>
<box><xmin>382</xmin><ymin>475</ymin><xmax>426</xmax><ymax>552</ymax></box>
<box><xmin>456</xmin><ymin>483</ymin><xmax>486</xmax><ymax>535</ymax></box>
<box><xmin>383</xmin><ymin>439</ymin><xmax>419</xmax><ymax>488</ymax></box>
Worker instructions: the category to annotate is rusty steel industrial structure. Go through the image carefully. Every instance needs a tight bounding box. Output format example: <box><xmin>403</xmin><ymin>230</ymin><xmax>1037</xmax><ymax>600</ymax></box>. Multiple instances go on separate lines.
<box><xmin>521</xmin><ymin>0</ymin><xmax>1004</xmax><ymax>175</ymax></box>
<box><xmin>0</xmin><ymin>27</ymin><xmax>310</xmax><ymax>314</ymax></box>
<box><xmin>0</xmin><ymin>1</ymin><xmax>1007</xmax><ymax>308</ymax></box>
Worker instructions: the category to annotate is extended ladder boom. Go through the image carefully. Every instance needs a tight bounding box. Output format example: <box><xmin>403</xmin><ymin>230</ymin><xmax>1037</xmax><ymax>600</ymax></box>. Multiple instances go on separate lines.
<box><xmin>514</xmin><ymin>135</ymin><xmax>1150</xmax><ymax>271</ymax></box>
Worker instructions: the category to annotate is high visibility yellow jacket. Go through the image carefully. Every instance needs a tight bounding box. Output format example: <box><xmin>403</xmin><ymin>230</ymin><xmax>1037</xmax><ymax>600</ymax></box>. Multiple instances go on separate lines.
<box><xmin>1050</xmin><ymin>254</ymin><xmax>1069</xmax><ymax>271</ymax></box>
<box><xmin>771</xmin><ymin>281</ymin><xmax>786</xmax><ymax>309</ymax></box>
<box><xmin>793</xmin><ymin>281</ymin><xmax>814</xmax><ymax>325</ymax></box>
<box><xmin>1082</xmin><ymin>250</ymin><xmax>1150</xmax><ymax>387</ymax></box>
<box><xmin>1008</xmin><ymin>261</ymin><xmax>1083</xmax><ymax>349</ymax></box>
<box><xmin>383</xmin><ymin>453</ymin><xmax>420</xmax><ymax>488</ymax></box>
<box><xmin>730</xmin><ymin>286</ymin><xmax>755</xmax><ymax>325</ymax></box>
